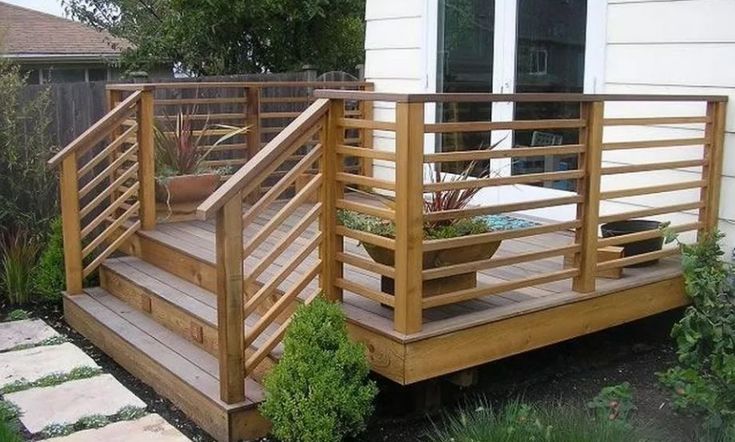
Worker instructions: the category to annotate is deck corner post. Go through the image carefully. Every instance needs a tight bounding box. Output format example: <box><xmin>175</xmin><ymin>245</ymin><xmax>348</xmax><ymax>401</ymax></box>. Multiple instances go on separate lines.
<box><xmin>700</xmin><ymin>100</ymin><xmax>726</xmax><ymax>237</ymax></box>
<box><xmin>573</xmin><ymin>100</ymin><xmax>604</xmax><ymax>293</ymax></box>
<box><xmin>320</xmin><ymin>99</ymin><xmax>345</xmax><ymax>302</ymax></box>
<box><xmin>136</xmin><ymin>89</ymin><xmax>156</xmax><ymax>230</ymax></box>
<box><xmin>215</xmin><ymin>193</ymin><xmax>246</xmax><ymax>403</ymax></box>
<box><xmin>394</xmin><ymin>101</ymin><xmax>425</xmax><ymax>334</ymax></box>
<box><xmin>359</xmin><ymin>84</ymin><xmax>375</xmax><ymax>183</ymax></box>
<box><xmin>60</xmin><ymin>154</ymin><xmax>84</xmax><ymax>295</ymax></box>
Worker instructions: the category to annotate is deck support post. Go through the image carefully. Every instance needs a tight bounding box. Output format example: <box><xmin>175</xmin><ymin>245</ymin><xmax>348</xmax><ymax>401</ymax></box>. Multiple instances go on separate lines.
<box><xmin>245</xmin><ymin>87</ymin><xmax>262</xmax><ymax>203</ymax></box>
<box><xmin>359</xmin><ymin>84</ymin><xmax>375</xmax><ymax>184</ymax></box>
<box><xmin>699</xmin><ymin>100</ymin><xmax>726</xmax><ymax>237</ymax></box>
<box><xmin>60</xmin><ymin>154</ymin><xmax>84</xmax><ymax>295</ymax></box>
<box><xmin>137</xmin><ymin>88</ymin><xmax>156</xmax><ymax>230</ymax></box>
<box><xmin>216</xmin><ymin>193</ymin><xmax>246</xmax><ymax>403</ymax></box>
<box><xmin>320</xmin><ymin>99</ymin><xmax>345</xmax><ymax>302</ymax></box>
<box><xmin>573</xmin><ymin>101</ymin><xmax>604</xmax><ymax>293</ymax></box>
<box><xmin>394</xmin><ymin>102</ymin><xmax>425</xmax><ymax>334</ymax></box>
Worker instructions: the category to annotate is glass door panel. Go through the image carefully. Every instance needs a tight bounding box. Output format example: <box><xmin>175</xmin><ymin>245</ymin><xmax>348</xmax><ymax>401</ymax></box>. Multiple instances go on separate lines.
<box><xmin>437</xmin><ymin>0</ymin><xmax>496</xmax><ymax>175</ymax></box>
<box><xmin>511</xmin><ymin>0</ymin><xmax>587</xmax><ymax>190</ymax></box>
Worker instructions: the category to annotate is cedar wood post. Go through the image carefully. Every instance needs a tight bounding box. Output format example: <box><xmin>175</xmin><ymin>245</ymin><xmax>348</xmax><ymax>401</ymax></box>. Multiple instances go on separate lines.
<box><xmin>136</xmin><ymin>88</ymin><xmax>156</xmax><ymax>230</ymax></box>
<box><xmin>321</xmin><ymin>99</ymin><xmax>345</xmax><ymax>302</ymax></box>
<box><xmin>394</xmin><ymin>101</ymin><xmax>424</xmax><ymax>334</ymax></box>
<box><xmin>572</xmin><ymin>101</ymin><xmax>604</xmax><ymax>293</ymax></box>
<box><xmin>215</xmin><ymin>193</ymin><xmax>246</xmax><ymax>403</ymax></box>
<box><xmin>700</xmin><ymin>100</ymin><xmax>726</xmax><ymax>237</ymax></box>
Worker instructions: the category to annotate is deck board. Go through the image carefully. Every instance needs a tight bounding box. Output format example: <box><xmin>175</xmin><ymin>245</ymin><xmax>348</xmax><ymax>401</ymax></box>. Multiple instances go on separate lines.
<box><xmin>149</xmin><ymin>195</ymin><xmax>683</xmax><ymax>343</ymax></box>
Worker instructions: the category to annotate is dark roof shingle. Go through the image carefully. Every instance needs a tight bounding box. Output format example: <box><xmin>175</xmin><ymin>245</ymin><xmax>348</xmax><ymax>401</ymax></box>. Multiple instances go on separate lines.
<box><xmin>0</xmin><ymin>1</ymin><xmax>130</xmax><ymax>58</ymax></box>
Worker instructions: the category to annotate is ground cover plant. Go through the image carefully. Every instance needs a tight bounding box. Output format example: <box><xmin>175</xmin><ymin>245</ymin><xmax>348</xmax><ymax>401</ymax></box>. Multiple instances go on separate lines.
<box><xmin>658</xmin><ymin>231</ymin><xmax>735</xmax><ymax>437</ymax></box>
<box><xmin>429</xmin><ymin>385</ymin><xmax>656</xmax><ymax>442</ymax></box>
<box><xmin>260</xmin><ymin>297</ymin><xmax>377</xmax><ymax>442</ymax></box>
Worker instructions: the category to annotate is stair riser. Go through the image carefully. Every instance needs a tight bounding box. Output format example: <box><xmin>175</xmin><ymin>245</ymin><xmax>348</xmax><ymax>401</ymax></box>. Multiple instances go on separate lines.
<box><xmin>64</xmin><ymin>295</ymin><xmax>270</xmax><ymax>442</ymax></box>
<box><xmin>120</xmin><ymin>231</ymin><xmax>301</xmax><ymax>322</ymax></box>
<box><xmin>100</xmin><ymin>265</ymin><xmax>276</xmax><ymax>383</ymax></box>
<box><xmin>101</xmin><ymin>267</ymin><xmax>220</xmax><ymax>355</ymax></box>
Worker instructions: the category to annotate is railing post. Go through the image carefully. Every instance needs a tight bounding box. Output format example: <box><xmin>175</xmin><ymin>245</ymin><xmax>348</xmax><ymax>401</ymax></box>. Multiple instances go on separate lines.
<box><xmin>573</xmin><ymin>100</ymin><xmax>604</xmax><ymax>293</ymax></box>
<box><xmin>136</xmin><ymin>88</ymin><xmax>156</xmax><ymax>230</ymax></box>
<box><xmin>60</xmin><ymin>154</ymin><xmax>84</xmax><ymax>295</ymax></box>
<box><xmin>393</xmin><ymin>101</ymin><xmax>424</xmax><ymax>334</ymax></box>
<box><xmin>216</xmin><ymin>193</ymin><xmax>245</xmax><ymax>403</ymax></box>
<box><xmin>699</xmin><ymin>100</ymin><xmax>726</xmax><ymax>237</ymax></box>
<box><xmin>245</xmin><ymin>87</ymin><xmax>262</xmax><ymax>203</ymax></box>
<box><xmin>320</xmin><ymin>99</ymin><xmax>345</xmax><ymax>302</ymax></box>
<box><xmin>359</xmin><ymin>84</ymin><xmax>375</xmax><ymax>181</ymax></box>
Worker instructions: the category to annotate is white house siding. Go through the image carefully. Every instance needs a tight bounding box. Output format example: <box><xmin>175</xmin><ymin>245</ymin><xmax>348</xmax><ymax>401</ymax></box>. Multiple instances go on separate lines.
<box><xmin>364</xmin><ymin>0</ymin><xmax>431</xmax><ymax>183</ymax></box>
<box><xmin>603</xmin><ymin>0</ymin><xmax>735</xmax><ymax>255</ymax></box>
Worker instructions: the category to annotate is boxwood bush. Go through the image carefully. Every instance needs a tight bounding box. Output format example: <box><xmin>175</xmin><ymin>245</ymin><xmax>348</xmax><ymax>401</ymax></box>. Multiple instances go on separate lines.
<box><xmin>260</xmin><ymin>297</ymin><xmax>377</xmax><ymax>442</ymax></box>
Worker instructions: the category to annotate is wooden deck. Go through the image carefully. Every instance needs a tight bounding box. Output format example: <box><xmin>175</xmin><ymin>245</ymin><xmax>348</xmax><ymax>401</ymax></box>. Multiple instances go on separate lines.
<box><xmin>137</xmin><ymin>195</ymin><xmax>687</xmax><ymax>384</ymax></box>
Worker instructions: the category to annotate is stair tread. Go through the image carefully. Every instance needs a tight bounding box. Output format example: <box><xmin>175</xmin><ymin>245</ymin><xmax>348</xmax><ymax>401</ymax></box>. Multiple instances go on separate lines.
<box><xmin>103</xmin><ymin>256</ymin><xmax>284</xmax><ymax>358</ymax></box>
<box><xmin>71</xmin><ymin>288</ymin><xmax>264</xmax><ymax>408</ymax></box>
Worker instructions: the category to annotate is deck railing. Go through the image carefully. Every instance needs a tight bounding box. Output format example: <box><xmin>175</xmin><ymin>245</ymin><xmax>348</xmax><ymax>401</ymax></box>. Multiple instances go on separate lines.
<box><xmin>51</xmin><ymin>83</ymin><xmax>727</xmax><ymax>405</ymax></box>
<box><xmin>48</xmin><ymin>87</ymin><xmax>156</xmax><ymax>294</ymax></box>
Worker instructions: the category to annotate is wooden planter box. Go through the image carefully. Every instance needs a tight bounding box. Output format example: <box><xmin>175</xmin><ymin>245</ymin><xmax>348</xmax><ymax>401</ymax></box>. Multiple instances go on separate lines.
<box><xmin>363</xmin><ymin>241</ymin><xmax>501</xmax><ymax>297</ymax></box>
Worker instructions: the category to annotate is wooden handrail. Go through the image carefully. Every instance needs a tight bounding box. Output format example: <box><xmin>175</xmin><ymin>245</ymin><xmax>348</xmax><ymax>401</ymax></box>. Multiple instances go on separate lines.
<box><xmin>314</xmin><ymin>90</ymin><xmax>729</xmax><ymax>103</ymax></box>
<box><xmin>48</xmin><ymin>90</ymin><xmax>143</xmax><ymax>168</ymax></box>
<box><xmin>196</xmin><ymin>98</ymin><xmax>331</xmax><ymax>219</ymax></box>
<box><xmin>106</xmin><ymin>81</ymin><xmax>372</xmax><ymax>91</ymax></box>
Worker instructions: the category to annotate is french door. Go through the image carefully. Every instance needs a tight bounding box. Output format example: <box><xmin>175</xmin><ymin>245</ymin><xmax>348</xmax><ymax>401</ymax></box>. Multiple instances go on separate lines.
<box><xmin>436</xmin><ymin>0</ymin><xmax>591</xmax><ymax>186</ymax></box>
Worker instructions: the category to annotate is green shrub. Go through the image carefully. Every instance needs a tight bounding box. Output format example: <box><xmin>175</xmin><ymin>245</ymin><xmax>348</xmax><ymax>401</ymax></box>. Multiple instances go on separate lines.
<box><xmin>657</xmin><ymin>232</ymin><xmax>735</xmax><ymax>433</ymax></box>
<box><xmin>587</xmin><ymin>382</ymin><xmax>636</xmax><ymax>425</ymax></box>
<box><xmin>260</xmin><ymin>297</ymin><xmax>377</xmax><ymax>442</ymax></box>
<box><xmin>33</xmin><ymin>218</ymin><xmax>65</xmax><ymax>301</ymax></box>
<box><xmin>6</xmin><ymin>309</ymin><xmax>29</xmax><ymax>321</ymax></box>
<box><xmin>429</xmin><ymin>398</ymin><xmax>656</xmax><ymax>442</ymax></box>
<box><xmin>1</xmin><ymin>230</ymin><xmax>41</xmax><ymax>305</ymax></box>
<box><xmin>0</xmin><ymin>58</ymin><xmax>56</xmax><ymax>234</ymax></box>
<box><xmin>0</xmin><ymin>420</ymin><xmax>22</xmax><ymax>442</ymax></box>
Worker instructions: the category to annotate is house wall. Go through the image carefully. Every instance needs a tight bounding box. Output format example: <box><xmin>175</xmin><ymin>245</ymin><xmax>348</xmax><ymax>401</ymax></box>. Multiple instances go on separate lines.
<box><xmin>362</xmin><ymin>0</ymin><xmax>734</xmax><ymax>254</ymax></box>
<box><xmin>602</xmin><ymin>0</ymin><xmax>735</xmax><ymax>256</ymax></box>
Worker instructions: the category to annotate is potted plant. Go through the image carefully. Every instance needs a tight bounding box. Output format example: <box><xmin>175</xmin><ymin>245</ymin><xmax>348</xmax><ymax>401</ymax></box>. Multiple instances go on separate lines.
<box><xmin>600</xmin><ymin>219</ymin><xmax>666</xmax><ymax>267</ymax></box>
<box><xmin>338</xmin><ymin>155</ymin><xmax>536</xmax><ymax>298</ymax></box>
<box><xmin>154</xmin><ymin>107</ymin><xmax>248</xmax><ymax>208</ymax></box>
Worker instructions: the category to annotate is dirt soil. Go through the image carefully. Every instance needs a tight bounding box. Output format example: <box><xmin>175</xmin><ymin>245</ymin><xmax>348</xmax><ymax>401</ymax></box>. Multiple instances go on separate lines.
<box><xmin>2</xmin><ymin>302</ymin><xmax>700</xmax><ymax>442</ymax></box>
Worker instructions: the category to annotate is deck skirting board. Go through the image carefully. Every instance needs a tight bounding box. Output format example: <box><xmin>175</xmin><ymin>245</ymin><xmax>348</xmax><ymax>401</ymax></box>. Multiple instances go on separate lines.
<box><xmin>402</xmin><ymin>277</ymin><xmax>687</xmax><ymax>384</ymax></box>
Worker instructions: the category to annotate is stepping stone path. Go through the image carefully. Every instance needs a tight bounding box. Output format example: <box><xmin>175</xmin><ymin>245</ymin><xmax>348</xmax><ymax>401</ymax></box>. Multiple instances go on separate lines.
<box><xmin>0</xmin><ymin>318</ymin><xmax>191</xmax><ymax>441</ymax></box>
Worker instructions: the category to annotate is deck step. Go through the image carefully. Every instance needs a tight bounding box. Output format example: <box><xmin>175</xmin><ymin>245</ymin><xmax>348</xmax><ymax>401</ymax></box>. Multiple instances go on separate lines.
<box><xmin>63</xmin><ymin>290</ymin><xmax>270</xmax><ymax>441</ymax></box>
<box><xmin>101</xmin><ymin>256</ymin><xmax>283</xmax><ymax>371</ymax></box>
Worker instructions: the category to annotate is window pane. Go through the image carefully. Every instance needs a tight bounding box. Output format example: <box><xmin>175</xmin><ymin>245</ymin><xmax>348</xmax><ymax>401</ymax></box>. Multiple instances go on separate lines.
<box><xmin>88</xmin><ymin>68</ymin><xmax>108</xmax><ymax>82</ymax></box>
<box><xmin>436</xmin><ymin>0</ymin><xmax>496</xmax><ymax>175</ymax></box>
<box><xmin>47</xmin><ymin>68</ymin><xmax>85</xmax><ymax>83</ymax></box>
<box><xmin>512</xmin><ymin>0</ymin><xmax>587</xmax><ymax>191</ymax></box>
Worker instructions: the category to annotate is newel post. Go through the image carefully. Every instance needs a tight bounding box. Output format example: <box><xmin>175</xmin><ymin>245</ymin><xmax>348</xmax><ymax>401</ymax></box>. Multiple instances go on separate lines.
<box><xmin>573</xmin><ymin>100</ymin><xmax>604</xmax><ymax>293</ymax></box>
<box><xmin>320</xmin><ymin>99</ymin><xmax>345</xmax><ymax>302</ymax></box>
<box><xmin>699</xmin><ymin>100</ymin><xmax>726</xmax><ymax>237</ymax></box>
<box><xmin>393</xmin><ymin>101</ymin><xmax>424</xmax><ymax>334</ymax></box>
<box><xmin>359</xmin><ymin>84</ymin><xmax>375</xmax><ymax>181</ymax></box>
<box><xmin>216</xmin><ymin>193</ymin><xmax>246</xmax><ymax>403</ymax></box>
<box><xmin>60</xmin><ymin>154</ymin><xmax>83</xmax><ymax>295</ymax></box>
<box><xmin>136</xmin><ymin>88</ymin><xmax>156</xmax><ymax>230</ymax></box>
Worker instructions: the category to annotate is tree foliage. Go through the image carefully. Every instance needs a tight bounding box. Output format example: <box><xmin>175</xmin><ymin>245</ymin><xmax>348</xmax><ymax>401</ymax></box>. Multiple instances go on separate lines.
<box><xmin>62</xmin><ymin>0</ymin><xmax>365</xmax><ymax>75</ymax></box>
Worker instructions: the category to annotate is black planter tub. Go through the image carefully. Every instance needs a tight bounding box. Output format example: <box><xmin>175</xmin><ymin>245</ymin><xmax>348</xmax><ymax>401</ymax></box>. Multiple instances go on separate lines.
<box><xmin>600</xmin><ymin>219</ymin><xmax>665</xmax><ymax>268</ymax></box>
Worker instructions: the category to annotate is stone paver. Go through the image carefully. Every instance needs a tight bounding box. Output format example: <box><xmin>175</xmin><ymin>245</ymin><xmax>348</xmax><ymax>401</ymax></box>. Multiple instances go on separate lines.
<box><xmin>5</xmin><ymin>374</ymin><xmax>147</xmax><ymax>434</ymax></box>
<box><xmin>0</xmin><ymin>342</ymin><xmax>98</xmax><ymax>388</ymax></box>
<box><xmin>41</xmin><ymin>414</ymin><xmax>190</xmax><ymax>441</ymax></box>
<box><xmin>0</xmin><ymin>319</ymin><xmax>59</xmax><ymax>351</ymax></box>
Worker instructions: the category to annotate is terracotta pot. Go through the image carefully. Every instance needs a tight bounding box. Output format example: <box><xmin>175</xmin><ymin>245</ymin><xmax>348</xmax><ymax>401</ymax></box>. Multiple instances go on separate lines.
<box><xmin>155</xmin><ymin>173</ymin><xmax>220</xmax><ymax>204</ymax></box>
<box><xmin>363</xmin><ymin>240</ymin><xmax>501</xmax><ymax>298</ymax></box>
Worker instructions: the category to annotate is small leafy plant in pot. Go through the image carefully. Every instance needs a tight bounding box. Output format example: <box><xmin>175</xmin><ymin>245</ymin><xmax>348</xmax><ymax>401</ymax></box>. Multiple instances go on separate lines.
<box><xmin>154</xmin><ymin>107</ymin><xmax>248</xmax><ymax>209</ymax></box>
<box><xmin>339</xmin><ymin>158</ymin><xmax>520</xmax><ymax>298</ymax></box>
